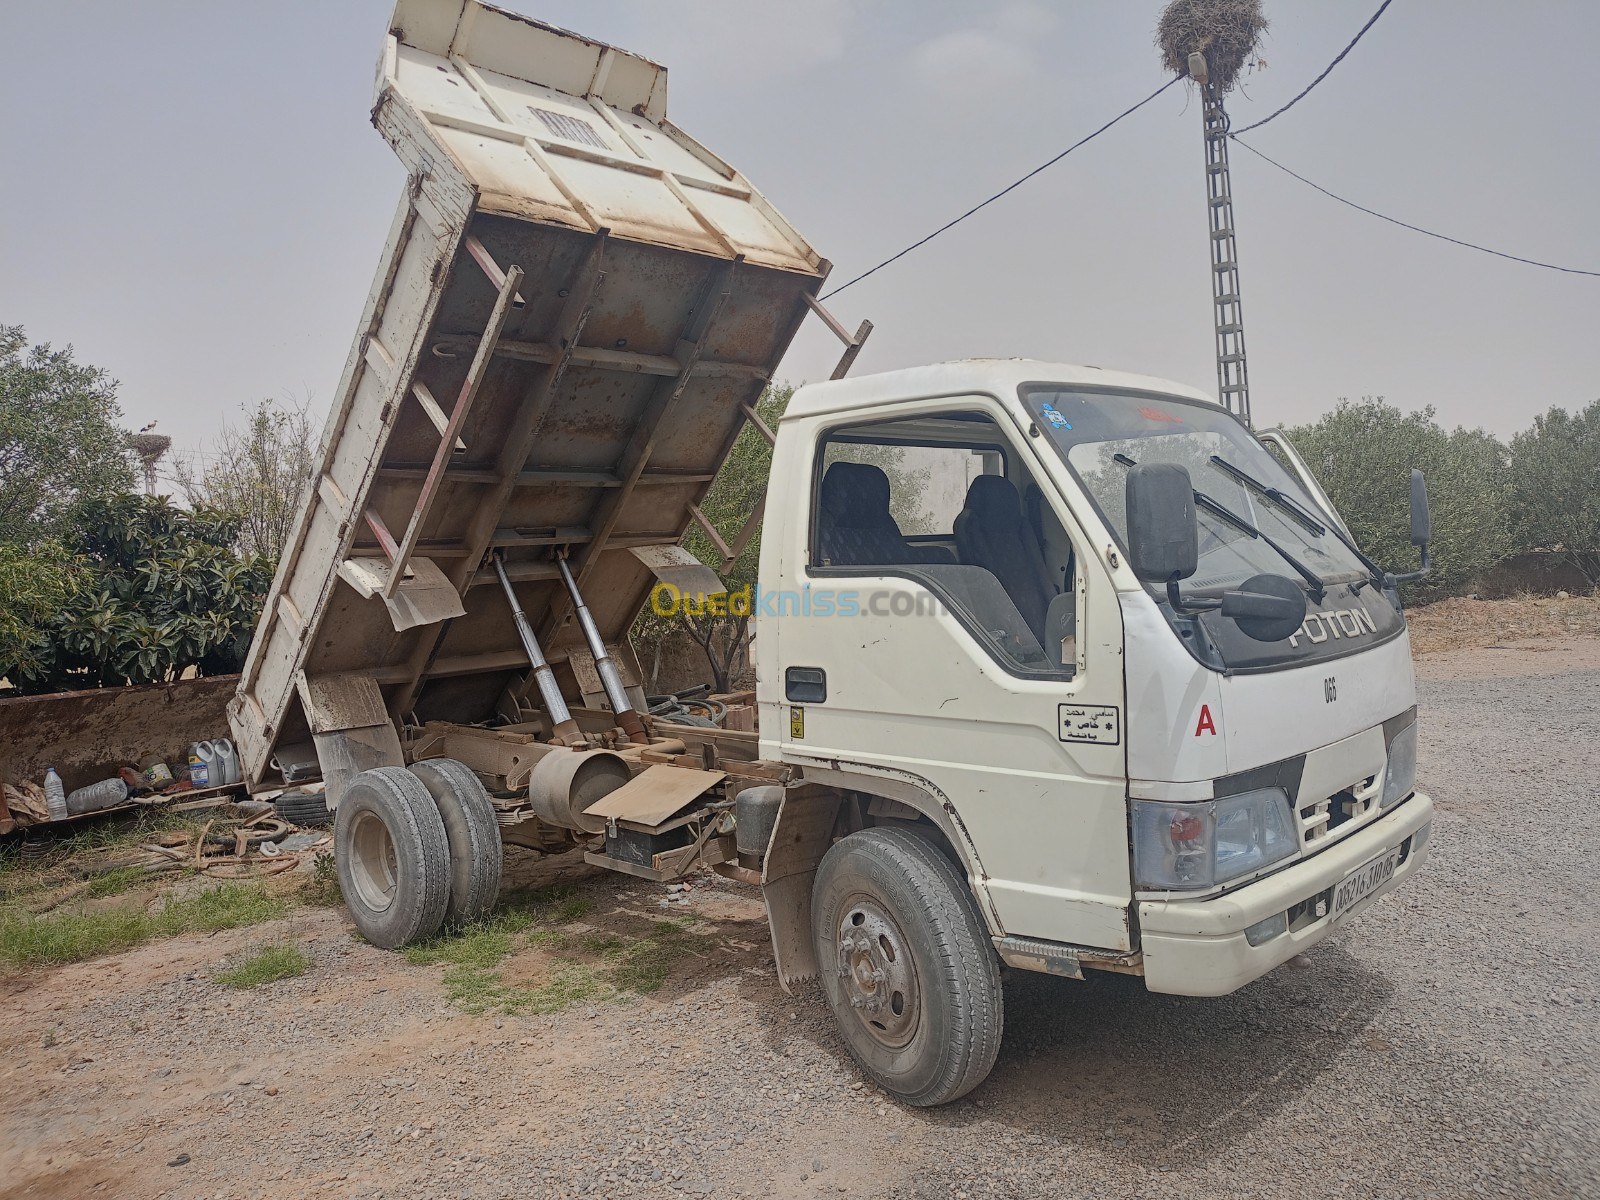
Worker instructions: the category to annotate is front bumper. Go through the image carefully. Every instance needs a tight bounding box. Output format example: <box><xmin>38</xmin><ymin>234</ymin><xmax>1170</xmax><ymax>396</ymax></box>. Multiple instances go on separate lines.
<box><xmin>1138</xmin><ymin>790</ymin><xmax>1434</xmax><ymax>996</ymax></box>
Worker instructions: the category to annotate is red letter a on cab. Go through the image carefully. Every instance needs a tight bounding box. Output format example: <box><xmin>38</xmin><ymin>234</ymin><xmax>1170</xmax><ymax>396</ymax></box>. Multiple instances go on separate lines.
<box><xmin>1194</xmin><ymin>704</ymin><xmax>1216</xmax><ymax>737</ymax></box>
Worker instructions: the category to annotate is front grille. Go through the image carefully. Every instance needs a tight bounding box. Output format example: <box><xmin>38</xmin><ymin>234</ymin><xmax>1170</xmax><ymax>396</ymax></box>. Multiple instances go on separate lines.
<box><xmin>1299</xmin><ymin>772</ymin><xmax>1380</xmax><ymax>848</ymax></box>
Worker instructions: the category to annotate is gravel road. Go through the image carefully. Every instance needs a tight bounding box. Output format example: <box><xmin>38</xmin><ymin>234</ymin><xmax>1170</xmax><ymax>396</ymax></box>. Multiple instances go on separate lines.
<box><xmin>2</xmin><ymin>640</ymin><xmax>1596</xmax><ymax>1200</ymax></box>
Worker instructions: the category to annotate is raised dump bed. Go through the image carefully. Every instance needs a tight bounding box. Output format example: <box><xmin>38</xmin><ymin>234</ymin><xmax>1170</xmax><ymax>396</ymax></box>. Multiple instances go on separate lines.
<box><xmin>229</xmin><ymin>0</ymin><xmax>831</xmax><ymax>791</ymax></box>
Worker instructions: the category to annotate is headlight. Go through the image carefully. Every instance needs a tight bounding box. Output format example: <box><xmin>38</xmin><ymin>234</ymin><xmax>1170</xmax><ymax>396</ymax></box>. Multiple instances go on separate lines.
<box><xmin>1132</xmin><ymin>788</ymin><xmax>1298</xmax><ymax>890</ymax></box>
<box><xmin>1381</xmin><ymin>721</ymin><xmax>1418</xmax><ymax>808</ymax></box>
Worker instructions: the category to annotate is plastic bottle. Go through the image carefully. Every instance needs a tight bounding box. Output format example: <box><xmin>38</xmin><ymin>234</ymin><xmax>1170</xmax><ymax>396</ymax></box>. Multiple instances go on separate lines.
<box><xmin>66</xmin><ymin>777</ymin><xmax>129</xmax><ymax>817</ymax></box>
<box><xmin>189</xmin><ymin>741</ymin><xmax>214</xmax><ymax>788</ymax></box>
<box><xmin>213</xmin><ymin>738</ymin><xmax>240</xmax><ymax>786</ymax></box>
<box><xmin>44</xmin><ymin>768</ymin><xmax>68</xmax><ymax>822</ymax></box>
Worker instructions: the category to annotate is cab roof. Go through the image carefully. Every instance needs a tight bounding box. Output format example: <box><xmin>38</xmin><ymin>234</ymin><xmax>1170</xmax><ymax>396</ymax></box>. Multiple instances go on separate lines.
<box><xmin>782</xmin><ymin>359</ymin><xmax>1218</xmax><ymax>422</ymax></box>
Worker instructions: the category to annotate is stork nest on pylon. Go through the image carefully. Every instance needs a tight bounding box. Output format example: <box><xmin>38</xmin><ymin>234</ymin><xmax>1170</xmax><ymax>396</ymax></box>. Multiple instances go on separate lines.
<box><xmin>127</xmin><ymin>431</ymin><xmax>172</xmax><ymax>465</ymax></box>
<box><xmin>1156</xmin><ymin>0</ymin><xmax>1267</xmax><ymax>93</ymax></box>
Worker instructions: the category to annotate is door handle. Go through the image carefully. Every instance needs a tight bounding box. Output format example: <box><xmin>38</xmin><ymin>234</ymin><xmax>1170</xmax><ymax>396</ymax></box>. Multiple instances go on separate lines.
<box><xmin>784</xmin><ymin>666</ymin><xmax>826</xmax><ymax>703</ymax></box>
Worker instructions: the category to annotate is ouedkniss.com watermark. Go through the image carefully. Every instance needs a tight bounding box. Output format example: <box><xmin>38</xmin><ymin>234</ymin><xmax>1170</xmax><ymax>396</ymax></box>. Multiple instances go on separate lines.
<box><xmin>650</xmin><ymin>583</ymin><xmax>947</xmax><ymax>618</ymax></box>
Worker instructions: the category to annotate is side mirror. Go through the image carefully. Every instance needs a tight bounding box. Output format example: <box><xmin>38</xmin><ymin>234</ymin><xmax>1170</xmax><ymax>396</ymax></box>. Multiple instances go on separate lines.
<box><xmin>1221</xmin><ymin>574</ymin><xmax>1308</xmax><ymax>642</ymax></box>
<box><xmin>1125</xmin><ymin>464</ymin><xmax>1198</xmax><ymax>583</ymax></box>
<box><xmin>1409</xmin><ymin>468</ymin><xmax>1430</xmax><ymax>546</ymax></box>
<box><xmin>1387</xmin><ymin>469</ymin><xmax>1433</xmax><ymax>588</ymax></box>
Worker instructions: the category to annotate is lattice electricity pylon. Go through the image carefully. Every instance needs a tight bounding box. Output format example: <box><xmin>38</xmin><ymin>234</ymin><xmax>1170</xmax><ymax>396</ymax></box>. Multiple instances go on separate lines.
<box><xmin>1202</xmin><ymin>80</ymin><xmax>1251</xmax><ymax>426</ymax></box>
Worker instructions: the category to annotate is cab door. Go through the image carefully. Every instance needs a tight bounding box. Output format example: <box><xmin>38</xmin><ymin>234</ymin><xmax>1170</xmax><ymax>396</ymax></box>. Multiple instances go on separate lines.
<box><xmin>771</xmin><ymin>398</ymin><xmax>1133</xmax><ymax>951</ymax></box>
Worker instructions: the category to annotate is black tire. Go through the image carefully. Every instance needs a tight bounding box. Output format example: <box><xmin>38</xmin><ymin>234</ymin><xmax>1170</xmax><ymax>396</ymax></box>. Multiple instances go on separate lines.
<box><xmin>333</xmin><ymin>767</ymin><xmax>450</xmax><ymax>949</ymax></box>
<box><xmin>408</xmin><ymin>758</ymin><xmax>502</xmax><ymax>928</ymax></box>
<box><xmin>811</xmin><ymin>825</ymin><xmax>1003</xmax><ymax>1107</ymax></box>
<box><xmin>274</xmin><ymin>792</ymin><xmax>332</xmax><ymax>828</ymax></box>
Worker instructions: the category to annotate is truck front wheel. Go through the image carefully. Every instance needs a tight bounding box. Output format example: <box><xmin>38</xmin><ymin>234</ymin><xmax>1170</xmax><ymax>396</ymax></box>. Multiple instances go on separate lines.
<box><xmin>334</xmin><ymin>766</ymin><xmax>450</xmax><ymax>949</ymax></box>
<box><xmin>811</xmin><ymin>826</ymin><xmax>1003</xmax><ymax>1106</ymax></box>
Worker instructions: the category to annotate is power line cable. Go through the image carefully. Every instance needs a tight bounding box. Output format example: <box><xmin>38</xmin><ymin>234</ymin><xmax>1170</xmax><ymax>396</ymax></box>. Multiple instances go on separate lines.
<box><xmin>1232</xmin><ymin>0</ymin><xmax>1395</xmax><ymax>135</ymax></box>
<box><xmin>1231</xmin><ymin>137</ymin><xmax>1600</xmax><ymax>278</ymax></box>
<box><xmin>819</xmin><ymin>75</ymin><xmax>1183</xmax><ymax>300</ymax></box>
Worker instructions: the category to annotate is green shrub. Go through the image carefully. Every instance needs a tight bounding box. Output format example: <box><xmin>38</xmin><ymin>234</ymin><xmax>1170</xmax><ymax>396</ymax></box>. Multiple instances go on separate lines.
<box><xmin>1286</xmin><ymin>398</ymin><xmax>1512</xmax><ymax>600</ymax></box>
<box><xmin>0</xmin><ymin>494</ymin><xmax>273</xmax><ymax>693</ymax></box>
<box><xmin>1510</xmin><ymin>400</ymin><xmax>1600</xmax><ymax>588</ymax></box>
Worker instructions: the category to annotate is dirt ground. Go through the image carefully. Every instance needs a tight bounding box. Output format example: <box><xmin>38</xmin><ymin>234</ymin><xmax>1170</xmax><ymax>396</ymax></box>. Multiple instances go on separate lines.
<box><xmin>1403</xmin><ymin>589</ymin><xmax>1600</xmax><ymax>655</ymax></box>
<box><xmin>2</xmin><ymin>623</ymin><xmax>1597</xmax><ymax>1199</ymax></box>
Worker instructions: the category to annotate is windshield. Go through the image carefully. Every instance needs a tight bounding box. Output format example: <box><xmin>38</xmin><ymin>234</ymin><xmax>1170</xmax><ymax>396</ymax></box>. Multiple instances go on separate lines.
<box><xmin>1023</xmin><ymin>386</ymin><xmax>1401</xmax><ymax>672</ymax></box>
<box><xmin>1028</xmin><ymin>388</ymin><xmax>1367</xmax><ymax>589</ymax></box>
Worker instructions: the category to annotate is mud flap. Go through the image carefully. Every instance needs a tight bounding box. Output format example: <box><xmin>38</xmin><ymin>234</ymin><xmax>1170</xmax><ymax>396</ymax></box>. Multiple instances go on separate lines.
<box><xmin>759</xmin><ymin>784</ymin><xmax>840</xmax><ymax>994</ymax></box>
<box><xmin>296</xmin><ymin>671</ymin><xmax>404</xmax><ymax>808</ymax></box>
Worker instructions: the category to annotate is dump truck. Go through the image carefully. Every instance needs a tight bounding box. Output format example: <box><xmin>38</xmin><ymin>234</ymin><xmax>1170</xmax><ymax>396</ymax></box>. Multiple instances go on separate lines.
<box><xmin>230</xmin><ymin>0</ymin><xmax>1435</xmax><ymax>1106</ymax></box>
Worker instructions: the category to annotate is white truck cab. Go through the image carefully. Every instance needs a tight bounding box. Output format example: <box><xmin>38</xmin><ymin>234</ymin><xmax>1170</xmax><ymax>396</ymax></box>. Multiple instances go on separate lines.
<box><xmin>234</xmin><ymin>2</ymin><xmax>1435</xmax><ymax>1113</ymax></box>
<box><xmin>756</xmin><ymin>359</ymin><xmax>1432</xmax><ymax>1005</ymax></box>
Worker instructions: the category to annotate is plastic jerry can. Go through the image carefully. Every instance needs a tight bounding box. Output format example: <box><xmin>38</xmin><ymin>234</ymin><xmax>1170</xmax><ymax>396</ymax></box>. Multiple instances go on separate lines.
<box><xmin>212</xmin><ymin>738</ymin><xmax>240</xmax><ymax>786</ymax></box>
<box><xmin>189</xmin><ymin>741</ymin><xmax>216</xmax><ymax>788</ymax></box>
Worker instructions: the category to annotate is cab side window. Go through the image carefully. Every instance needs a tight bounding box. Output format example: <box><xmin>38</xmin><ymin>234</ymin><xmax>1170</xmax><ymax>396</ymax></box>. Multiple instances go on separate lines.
<box><xmin>811</xmin><ymin>413</ymin><xmax>1077</xmax><ymax>677</ymax></box>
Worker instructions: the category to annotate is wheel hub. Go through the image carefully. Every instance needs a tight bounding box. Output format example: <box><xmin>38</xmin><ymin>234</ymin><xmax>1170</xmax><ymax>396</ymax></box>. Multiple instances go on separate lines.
<box><xmin>835</xmin><ymin>898</ymin><xmax>919</xmax><ymax>1048</ymax></box>
<box><xmin>347</xmin><ymin>809</ymin><xmax>398</xmax><ymax>913</ymax></box>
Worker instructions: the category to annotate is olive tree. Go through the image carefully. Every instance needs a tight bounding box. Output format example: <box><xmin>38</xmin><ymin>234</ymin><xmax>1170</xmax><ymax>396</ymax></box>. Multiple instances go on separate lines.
<box><xmin>1510</xmin><ymin>399</ymin><xmax>1600</xmax><ymax>587</ymax></box>
<box><xmin>0</xmin><ymin>325</ymin><xmax>134</xmax><ymax>546</ymax></box>
<box><xmin>173</xmin><ymin>396</ymin><xmax>319</xmax><ymax>561</ymax></box>
<box><xmin>1286</xmin><ymin>398</ymin><xmax>1511</xmax><ymax>599</ymax></box>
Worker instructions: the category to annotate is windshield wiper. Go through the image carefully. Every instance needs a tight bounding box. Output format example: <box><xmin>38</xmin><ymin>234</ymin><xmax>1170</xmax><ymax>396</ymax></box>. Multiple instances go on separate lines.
<box><xmin>1206</xmin><ymin>455</ymin><xmax>1384</xmax><ymax>591</ymax></box>
<box><xmin>1207</xmin><ymin>456</ymin><xmax>1325</xmax><ymax>535</ymax></box>
<box><xmin>1114</xmin><ymin>453</ymin><xmax>1328</xmax><ymax>603</ymax></box>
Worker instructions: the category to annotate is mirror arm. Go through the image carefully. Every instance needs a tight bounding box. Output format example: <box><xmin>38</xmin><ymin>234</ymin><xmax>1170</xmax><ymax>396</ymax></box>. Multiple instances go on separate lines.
<box><xmin>1165</xmin><ymin>579</ymin><xmax>1222</xmax><ymax>614</ymax></box>
<box><xmin>1387</xmin><ymin>541</ymin><xmax>1431</xmax><ymax>585</ymax></box>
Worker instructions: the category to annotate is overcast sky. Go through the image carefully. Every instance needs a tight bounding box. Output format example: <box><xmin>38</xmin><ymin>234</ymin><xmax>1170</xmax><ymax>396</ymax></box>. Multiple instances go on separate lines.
<box><xmin>3</xmin><ymin>1</ymin><xmax>1596</xmax><ymax>478</ymax></box>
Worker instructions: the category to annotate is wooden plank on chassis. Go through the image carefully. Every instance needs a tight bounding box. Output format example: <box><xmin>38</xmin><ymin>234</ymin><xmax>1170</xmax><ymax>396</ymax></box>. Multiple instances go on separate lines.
<box><xmin>582</xmin><ymin>763</ymin><xmax>724</xmax><ymax>828</ymax></box>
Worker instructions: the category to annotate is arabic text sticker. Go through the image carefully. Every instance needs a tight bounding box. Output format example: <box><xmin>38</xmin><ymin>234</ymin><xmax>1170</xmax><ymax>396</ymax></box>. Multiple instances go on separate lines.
<box><xmin>1058</xmin><ymin>703</ymin><xmax>1120</xmax><ymax>745</ymax></box>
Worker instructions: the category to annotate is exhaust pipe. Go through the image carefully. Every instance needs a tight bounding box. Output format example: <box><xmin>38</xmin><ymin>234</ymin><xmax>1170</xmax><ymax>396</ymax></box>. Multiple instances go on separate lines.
<box><xmin>493</xmin><ymin>553</ymin><xmax>583</xmax><ymax>745</ymax></box>
<box><xmin>556</xmin><ymin>555</ymin><xmax>649</xmax><ymax>743</ymax></box>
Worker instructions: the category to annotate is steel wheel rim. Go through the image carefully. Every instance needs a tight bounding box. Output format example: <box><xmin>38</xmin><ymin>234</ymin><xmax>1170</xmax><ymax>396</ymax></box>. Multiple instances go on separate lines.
<box><xmin>835</xmin><ymin>895</ymin><xmax>920</xmax><ymax>1049</ymax></box>
<box><xmin>348</xmin><ymin>808</ymin><xmax>398</xmax><ymax>913</ymax></box>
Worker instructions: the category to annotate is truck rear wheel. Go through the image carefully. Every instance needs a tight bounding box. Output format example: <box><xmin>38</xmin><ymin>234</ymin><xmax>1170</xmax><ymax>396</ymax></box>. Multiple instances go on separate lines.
<box><xmin>334</xmin><ymin>766</ymin><xmax>450</xmax><ymax>949</ymax></box>
<box><xmin>408</xmin><ymin>758</ymin><xmax>502</xmax><ymax>928</ymax></box>
<box><xmin>811</xmin><ymin>826</ymin><xmax>1003</xmax><ymax>1106</ymax></box>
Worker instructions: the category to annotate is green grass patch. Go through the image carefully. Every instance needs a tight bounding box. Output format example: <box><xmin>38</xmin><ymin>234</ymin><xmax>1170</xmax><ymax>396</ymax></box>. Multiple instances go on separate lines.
<box><xmin>80</xmin><ymin>866</ymin><xmax>152</xmax><ymax>900</ymax></box>
<box><xmin>215</xmin><ymin>942</ymin><xmax>311</xmax><ymax>988</ymax></box>
<box><xmin>0</xmin><ymin>882</ymin><xmax>289</xmax><ymax>970</ymax></box>
<box><xmin>403</xmin><ymin>915</ymin><xmax>522</xmax><ymax>970</ymax></box>
<box><xmin>440</xmin><ymin>963</ymin><xmax>615</xmax><ymax>1016</ymax></box>
<box><xmin>404</xmin><ymin>889</ymin><xmax>714</xmax><ymax>1016</ymax></box>
<box><xmin>157</xmin><ymin>883</ymin><xmax>287</xmax><ymax>935</ymax></box>
<box><xmin>0</xmin><ymin>810</ymin><xmax>218</xmax><ymax>905</ymax></box>
<box><xmin>299</xmin><ymin>851</ymin><xmax>344</xmax><ymax>907</ymax></box>
<box><xmin>605</xmin><ymin>919</ymin><xmax>713</xmax><ymax>995</ymax></box>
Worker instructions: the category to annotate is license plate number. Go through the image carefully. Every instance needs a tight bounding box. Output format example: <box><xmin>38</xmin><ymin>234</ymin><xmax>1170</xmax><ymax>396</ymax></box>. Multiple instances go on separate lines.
<box><xmin>1331</xmin><ymin>846</ymin><xmax>1402</xmax><ymax>921</ymax></box>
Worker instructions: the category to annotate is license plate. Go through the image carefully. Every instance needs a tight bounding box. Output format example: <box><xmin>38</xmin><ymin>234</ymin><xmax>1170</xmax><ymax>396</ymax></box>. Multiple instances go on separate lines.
<box><xmin>1331</xmin><ymin>846</ymin><xmax>1402</xmax><ymax>921</ymax></box>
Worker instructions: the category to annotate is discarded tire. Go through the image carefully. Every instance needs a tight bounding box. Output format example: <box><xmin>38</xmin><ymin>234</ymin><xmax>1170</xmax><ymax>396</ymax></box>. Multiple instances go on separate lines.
<box><xmin>334</xmin><ymin>766</ymin><xmax>450</xmax><ymax>949</ymax></box>
<box><xmin>274</xmin><ymin>791</ymin><xmax>332</xmax><ymax>828</ymax></box>
<box><xmin>408</xmin><ymin>758</ymin><xmax>502</xmax><ymax>928</ymax></box>
<box><xmin>811</xmin><ymin>825</ymin><xmax>1003</xmax><ymax>1106</ymax></box>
